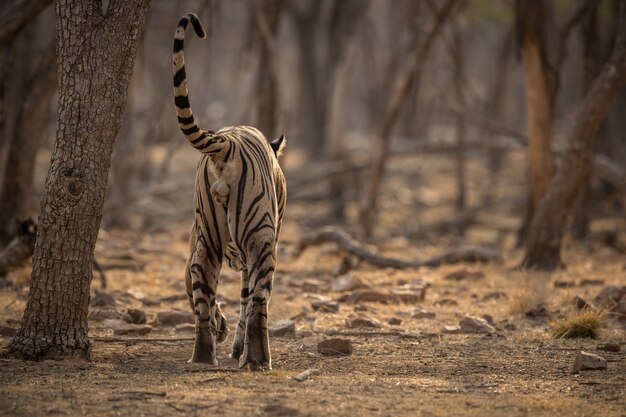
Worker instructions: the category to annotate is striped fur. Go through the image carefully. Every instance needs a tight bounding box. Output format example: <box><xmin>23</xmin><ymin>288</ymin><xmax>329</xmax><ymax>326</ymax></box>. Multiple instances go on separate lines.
<box><xmin>174</xmin><ymin>14</ymin><xmax>287</xmax><ymax>370</ymax></box>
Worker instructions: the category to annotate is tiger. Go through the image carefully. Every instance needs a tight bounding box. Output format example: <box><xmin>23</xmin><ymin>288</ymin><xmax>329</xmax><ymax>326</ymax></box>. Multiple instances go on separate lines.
<box><xmin>173</xmin><ymin>13</ymin><xmax>286</xmax><ymax>370</ymax></box>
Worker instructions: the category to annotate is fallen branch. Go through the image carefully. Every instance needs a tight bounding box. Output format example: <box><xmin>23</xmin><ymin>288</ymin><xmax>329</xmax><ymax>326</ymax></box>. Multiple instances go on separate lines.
<box><xmin>93</xmin><ymin>336</ymin><xmax>194</xmax><ymax>343</ymax></box>
<box><xmin>296</xmin><ymin>227</ymin><xmax>501</xmax><ymax>268</ymax></box>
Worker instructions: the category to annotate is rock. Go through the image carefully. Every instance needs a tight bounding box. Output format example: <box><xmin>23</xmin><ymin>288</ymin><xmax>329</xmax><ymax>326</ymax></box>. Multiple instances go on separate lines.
<box><xmin>574</xmin><ymin>296</ymin><xmax>591</xmax><ymax>310</ymax></box>
<box><xmin>387</xmin><ymin>317</ymin><xmax>402</xmax><ymax>325</ymax></box>
<box><xmin>554</xmin><ymin>280</ymin><xmax>575</xmax><ymax>288</ymax></box>
<box><xmin>579</xmin><ymin>279</ymin><xmax>604</xmax><ymax>287</ymax></box>
<box><xmin>301</xmin><ymin>278</ymin><xmax>327</xmax><ymax>292</ymax></box>
<box><xmin>113</xmin><ymin>324</ymin><xmax>152</xmax><ymax>336</ymax></box>
<box><xmin>318</xmin><ymin>338</ymin><xmax>353</xmax><ymax>356</ymax></box>
<box><xmin>571</xmin><ymin>351</ymin><xmax>607</xmax><ymax>373</ymax></box>
<box><xmin>346</xmin><ymin>290</ymin><xmax>391</xmax><ymax>304</ymax></box>
<box><xmin>311</xmin><ymin>299</ymin><xmax>340</xmax><ymax>313</ymax></box>
<box><xmin>90</xmin><ymin>291</ymin><xmax>116</xmax><ymax>307</ymax></box>
<box><xmin>0</xmin><ymin>325</ymin><xmax>17</xmax><ymax>336</ymax></box>
<box><xmin>345</xmin><ymin>314</ymin><xmax>381</xmax><ymax>329</ymax></box>
<box><xmin>434</xmin><ymin>298</ymin><xmax>458</xmax><ymax>306</ymax></box>
<box><xmin>525</xmin><ymin>305</ymin><xmax>549</xmax><ymax>317</ymax></box>
<box><xmin>155</xmin><ymin>310</ymin><xmax>194</xmax><ymax>326</ymax></box>
<box><xmin>459</xmin><ymin>315</ymin><xmax>496</xmax><ymax>333</ymax></box>
<box><xmin>597</xmin><ymin>343</ymin><xmax>620</xmax><ymax>352</ymax></box>
<box><xmin>391</xmin><ymin>285</ymin><xmax>426</xmax><ymax>304</ymax></box>
<box><xmin>481</xmin><ymin>314</ymin><xmax>495</xmax><ymax>326</ymax></box>
<box><xmin>269</xmin><ymin>319</ymin><xmax>296</xmax><ymax>337</ymax></box>
<box><xmin>126</xmin><ymin>308</ymin><xmax>147</xmax><ymax>324</ymax></box>
<box><xmin>442</xmin><ymin>325</ymin><xmax>462</xmax><ymax>333</ymax></box>
<box><xmin>610</xmin><ymin>299</ymin><xmax>626</xmax><ymax>320</ymax></box>
<box><xmin>410</xmin><ymin>308</ymin><xmax>436</xmax><ymax>320</ymax></box>
<box><xmin>443</xmin><ymin>269</ymin><xmax>485</xmax><ymax>281</ymax></box>
<box><xmin>595</xmin><ymin>285</ymin><xmax>626</xmax><ymax>309</ymax></box>
<box><xmin>291</xmin><ymin>369</ymin><xmax>319</xmax><ymax>382</ymax></box>
<box><xmin>331</xmin><ymin>274</ymin><xmax>369</xmax><ymax>292</ymax></box>
<box><xmin>88</xmin><ymin>309</ymin><xmax>131</xmax><ymax>322</ymax></box>
<box><xmin>481</xmin><ymin>291</ymin><xmax>507</xmax><ymax>301</ymax></box>
<box><xmin>174</xmin><ymin>323</ymin><xmax>196</xmax><ymax>333</ymax></box>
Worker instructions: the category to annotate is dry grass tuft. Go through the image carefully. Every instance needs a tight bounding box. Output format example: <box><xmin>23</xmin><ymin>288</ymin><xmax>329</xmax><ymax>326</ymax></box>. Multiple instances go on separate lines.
<box><xmin>551</xmin><ymin>309</ymin><xmax>604</xmax><ymax>339</ymax></box>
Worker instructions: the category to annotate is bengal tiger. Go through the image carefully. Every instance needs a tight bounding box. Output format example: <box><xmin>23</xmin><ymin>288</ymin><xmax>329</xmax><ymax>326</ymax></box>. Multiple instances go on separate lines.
<box><xmin>173</xmin><ymin>13</ymin><xmax>286</xmax><ymax>370</ymax></box>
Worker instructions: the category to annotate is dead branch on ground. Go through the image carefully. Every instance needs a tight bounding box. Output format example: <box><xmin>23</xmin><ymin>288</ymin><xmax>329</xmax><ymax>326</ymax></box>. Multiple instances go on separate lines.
<box><xmin>296</xmin><ymin>227</ymin><xmax>501</xmax><ymax>269</ymax></box>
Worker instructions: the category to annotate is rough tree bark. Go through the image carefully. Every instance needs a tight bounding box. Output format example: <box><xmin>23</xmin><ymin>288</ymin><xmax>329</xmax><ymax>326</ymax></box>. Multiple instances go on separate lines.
<box><xmin>358</xmin><ymin>0</ymin><xmax>458</xmax><ymax>238</ymax></box>
<box><xmin>6</xmin><ymin>0</ymin><xmax>151</xmax><ymax>359</ymax></box>
<box><xmin>522</xmin><ymin>2</ymin><xmax>626</xmax><ymax>270</ymax></box>
<box><xmin>0</xmin><ymin>10</ymin><xmax>56</xmax><ymax>246</ymax></box>
<box><xmin>516</xmin><ymin>0</ymin><xmax>554</xmax><ymax>244</ymax></box>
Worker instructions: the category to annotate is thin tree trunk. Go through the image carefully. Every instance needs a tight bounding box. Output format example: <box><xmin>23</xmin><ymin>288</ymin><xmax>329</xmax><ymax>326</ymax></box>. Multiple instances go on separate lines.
<box><xmin>517</xmin><ymin>0</ymin><xmax>553</xmax><ymax>245</ymax></box>
<box><xmin>7</xmin><ymin>0</ymin><xmax>151</xmax><ymax>359</ymax></box>
<box><xmin>522</xmin><ymin>2</ymin><xmax>626</xmax><ymax>270</ymax></box>
<box><xmin>358</xmin><ymin>0</ymin><xmax>457</xmax><ymax>238</ymax></box>
<box><xmin>571</xmin><ymin>0</ymin><xmax>600</xmax><ymax>240</ymax></box>
<box><xmin>253</xmin><ymin>0</ymin><xmax>283</xmax><ymax>139</ymax></box>
<box><xmin>451</xmin><ymin>22</ymin><xmax>466</xmax><ymax>236</ymax></box>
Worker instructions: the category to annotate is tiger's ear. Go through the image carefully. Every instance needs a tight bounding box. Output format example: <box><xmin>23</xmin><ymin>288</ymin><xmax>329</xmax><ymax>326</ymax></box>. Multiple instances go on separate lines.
<box><xmin>270</xmin><ymin>134</ymin><xmax>286</xmax><ymax>157</ymax></box>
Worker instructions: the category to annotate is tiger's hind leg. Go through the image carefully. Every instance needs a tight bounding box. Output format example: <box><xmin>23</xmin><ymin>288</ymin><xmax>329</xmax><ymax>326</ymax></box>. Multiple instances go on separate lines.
<box><xmin>238</xmin><ymin>239</ymin><xmax>277</xmax><ymax>371</ymax></box>
<box><xmin>186</xmin><ymin>199</ymin><xmax>229</xmax><ymax>364</ymax></box>
<box><xmin>230</xmin><ymin>269</ymin><xmax>249</xmax><ymax>360</ymax></box>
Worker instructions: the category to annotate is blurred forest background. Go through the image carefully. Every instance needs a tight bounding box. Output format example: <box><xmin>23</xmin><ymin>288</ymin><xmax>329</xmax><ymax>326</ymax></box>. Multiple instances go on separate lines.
<box><xmin>1</xmin><ymin>0</ymin><xmax>625</xmax><ymax>267</ymax></box>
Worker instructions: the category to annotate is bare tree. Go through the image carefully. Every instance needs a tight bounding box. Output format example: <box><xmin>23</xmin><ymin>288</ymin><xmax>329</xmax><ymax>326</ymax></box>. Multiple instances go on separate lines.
<box><xmin>522</xmin><ymin>1</ymin><xmax>626</xmax><ymax>270</ymax></box>
<box><xmin>7</xmin><ymin>0</ymin><xmax>151</xmax><ymax>359</ymax></box>
<box><xmin>0</xmin><ymin>7</ymin><xmax>56</xmax><ymax>245</ymax></box>
<box><xmin>358</xmin><ymin>0</ymin><xmax>458</xmax><ymax>238</ymax></box>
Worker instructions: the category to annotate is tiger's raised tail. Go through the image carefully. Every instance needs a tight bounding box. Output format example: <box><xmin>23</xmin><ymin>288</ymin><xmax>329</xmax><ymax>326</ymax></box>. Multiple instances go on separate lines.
<box><xmin>173</xmin><ymin>13</ymin><xmax>227</xmax><ymax>155</ymax></box>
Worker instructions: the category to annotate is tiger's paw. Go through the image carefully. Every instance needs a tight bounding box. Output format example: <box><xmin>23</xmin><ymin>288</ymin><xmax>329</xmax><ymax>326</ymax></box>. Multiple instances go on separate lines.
<box><xmin>189</xmin><ymin>327</ymin><xmax>217</xmax><ymax>365</ymax></box>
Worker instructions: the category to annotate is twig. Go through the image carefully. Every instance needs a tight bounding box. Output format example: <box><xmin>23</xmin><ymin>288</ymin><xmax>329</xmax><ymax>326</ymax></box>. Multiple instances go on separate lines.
<box><xmin>296</xmin><ymin>227</ymin><xmax>501</xmax><ymax>268</ymax></box>
<box><xmin>93</xmin><ymin>337</ymin><xmax>194</xmax><ymax>343</ymax></box>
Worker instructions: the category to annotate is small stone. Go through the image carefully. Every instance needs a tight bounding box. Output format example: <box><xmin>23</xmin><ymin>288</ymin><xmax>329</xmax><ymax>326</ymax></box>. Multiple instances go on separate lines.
<box><xmin>269</xmin><ymin>319</ymin><xmax>296</xmax><ymax>337</ymax></box>
<box><xmin>481</xmin><ymin>314</ymin><xmax>495</xmax><ymax>326</ymax></box>
<box><xmin>595</xmin><ymin>285</ymin><xmax>626</xmax><ymax>309</ymax></box>
<box><xmin>410</xmin><ymin>308</ymin><xmax>436</xmax><ymax>320</ymax></box>
<box><xmin>554</xmin><ymin>280</ymin><xmax>575</xmax><ymax>288</ymax></box>
<box><xmin>126</xmin><ymin>308</ymin><xmax>147</xmax><ymax>324</ymax></box>
<box><xmin>346</xmin><ymin>290</ymin><xmax>391</xmax><ymax>304</ymax></box>
<box><xmin>318</xmin><ymin>338</ymin><xmax>353</xmax><ymax>356</ymax></box>
<box><xmin>0</xmin><ymin>325</ymin><xmax>17</xmax><ymax>336</ymax></box>
<box><xmin>525</xmin><ymin>305</ymin><xmax>549</xmax><ymax>317</ymax></box>
<box><xmin>434</xmin><ymin>298</ymin><xmax>458</xmax><ymax>306</ymax></box>
<box><xmin>391</xmin><ymin>286</ymin><xmax>426</xmax><ymax>304</ymax></box>
<box><xmin>155</xmin><ymin>310</ymin><xmax>194</xmax><ymax>326</ymax></box>
<box><xmin>597</xmin><ymin>343</ymin><xmax>620</xmax><ymax>352</ymax></box>
<box><xmin>481</xmin><ymin>291</ymin><xmax>507</xmax><ymax>301</ymax></box>
<box><xmin>574</xmin><ymin>296</ymin><xmax>591</xmax><ymax>310</ymax></box>
<box><xmin>503</xmin><ymin>323</ymin><xmax>517</xmax><ymax>331</ymax></box>
<box><xmin>292</xmin><ymin>369</ymin><xmax>319</xmax><ymax>382</ymax></box>
<box><xmin>331</xmin><ymin>274</ymin><xmax>370</xmax><ymax>292</ymax></box>
<box><xmin>387</xmin><ymin>317</ymin><xmax>402</xmax><ymax>325</ymax></box>
<box><xmin>345</xmin><ymin>314</ymin><xmax>381</xmax><ymax>329</ymax></box>
<box><xmin>443</xmin><ymin>269</ymin><xmax>485</xmax><ymax>281</ymax></box>
<box><xmin>311</xmin><ymin>299</ymin><xmax>340</xmax><ymax>313</ymax></box>
<box><xmin>90</xmin><ymin>291</ymin><xmax>116</xmax><ymax>307</ymax></box>
<box><xmin>579</xmin><ymin>279</ymin><xmax>604</xmax><ymax>287</ymax></box>
<box><xmin>113</xmin><ymin>324</ymin><xmax>152</xmax><ymax>336</ymax></box>
<box><xmin>442</xmin><ymin>325</ymin><xmax>462</xmax><ymax>333</ymax></box>
<box><xmin>450</xmin><ymin>315</ymin><xmax>496</xmax><ymax>333</ymax></box>
<box><xmin>174</xmin><ymin>323</ymin><xmax>195</xmax><ymax>333</ymax></box>
<box><xmin>571</xmin><ymin>351</ymin><xmax>607</xmax><ymax>373</ymax></box>
<box><xmin>300</xmin><ymin>278</ymin><xmax>327</xmax><ymax>292</ymax></box>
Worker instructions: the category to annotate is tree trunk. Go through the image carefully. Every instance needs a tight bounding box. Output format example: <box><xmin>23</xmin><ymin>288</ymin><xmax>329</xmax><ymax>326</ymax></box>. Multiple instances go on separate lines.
<box><xmin>253</xmin><ymin>0</ymin><xmax>283</xmax><ymax>139</ymax></box>
<box><xmin>571</xmin><ymin>0</ymin><xmax>600</xmax><ymax>240</ymax></box>
<box><xmin>358</xmin><ymin>0</ymin><xmax>457</xmax><ymax>238</ymax></box>
<box><xmin>517</xmin><ymin>0</ymin><xmax>553</xmax><ymax>244</ymax></box>
<box><xmin>452</xmin><ymin>22</ymin><xmax>466</xmax><ymax>236</ymax></box>
<box><xmin>7</xmin><ymin>0</ymin><xmax>151</xmax><ymax>359</ymax></box>
<box><xmin>522</xmin><ymin>2</ymin><xmax>626</xmax><ymax>270</ymax></box>
<box><xmin>0</xmin><ymin>11</ymin><xmax>56</xmax><ymax>246</ymax></box>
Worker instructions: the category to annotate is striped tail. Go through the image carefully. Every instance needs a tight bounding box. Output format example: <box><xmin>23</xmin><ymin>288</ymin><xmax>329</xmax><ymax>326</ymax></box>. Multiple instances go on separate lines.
<box><xmin>173</xmin><ymin>13</ymin><xmax>226</xmax><ymax>155</ymax></box>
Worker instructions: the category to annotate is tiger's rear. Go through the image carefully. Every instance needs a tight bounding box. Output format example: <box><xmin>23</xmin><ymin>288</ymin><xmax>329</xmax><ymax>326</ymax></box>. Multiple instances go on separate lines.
<box><xmin>173</xmin><ymin>13</ymin><xmax>286</xmax><ymax>370</ymax></box>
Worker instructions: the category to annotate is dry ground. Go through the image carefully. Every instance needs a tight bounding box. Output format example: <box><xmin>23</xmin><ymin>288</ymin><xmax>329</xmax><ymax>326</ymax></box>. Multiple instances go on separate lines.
<box><xmin>0</xmin><ymin>145</ymin><xmax>625</xmax><ymax>416</ymax></box>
